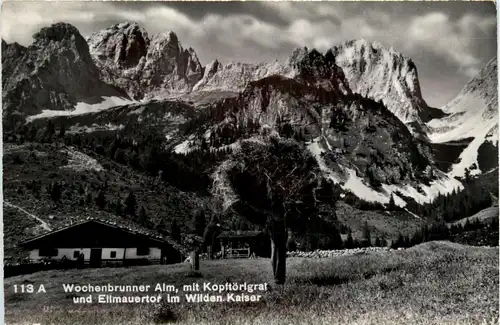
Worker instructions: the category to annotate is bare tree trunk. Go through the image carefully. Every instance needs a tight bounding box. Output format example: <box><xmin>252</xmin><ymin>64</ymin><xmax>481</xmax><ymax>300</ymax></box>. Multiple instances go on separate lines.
<box><xmin>269</xmin><ymin>219</ymin><xmax>287</xmax><ymax>284</ymax></box>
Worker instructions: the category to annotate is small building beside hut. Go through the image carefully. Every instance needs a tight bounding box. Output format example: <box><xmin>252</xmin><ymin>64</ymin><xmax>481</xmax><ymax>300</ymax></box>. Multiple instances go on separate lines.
<box><xmin>217</xmin><ymin>230</ymin><xmax>270</xmax><ymax>258</ymax></box>
<box><xmin>18</xmin><ymin>219</ymin><xmax>184</xmax><ymax>267</ymax></box>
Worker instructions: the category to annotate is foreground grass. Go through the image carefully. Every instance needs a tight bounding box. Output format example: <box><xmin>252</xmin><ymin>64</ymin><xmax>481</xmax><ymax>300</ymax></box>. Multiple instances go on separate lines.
<box><xmin>4</xmin><ymin>241</ymin><xmax>499</xmax><ymax>325</ymax></box>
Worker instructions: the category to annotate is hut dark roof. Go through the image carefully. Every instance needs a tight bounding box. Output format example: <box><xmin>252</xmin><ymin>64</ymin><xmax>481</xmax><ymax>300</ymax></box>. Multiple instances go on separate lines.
<box><xmin>19</xmin><ymin>218</ymin><xmax>188</xmax><ymax>255</ymax></box>
<box><xmin>217</xmin><ymin>230</ymin><xmax>263</xmax><ymax>239</ymax></box>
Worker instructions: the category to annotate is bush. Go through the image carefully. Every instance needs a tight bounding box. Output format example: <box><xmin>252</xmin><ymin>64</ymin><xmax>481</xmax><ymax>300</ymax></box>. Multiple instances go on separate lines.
<box><xmin>151</xmin><ymin>304</ymin><xmax>178</xmax><ymax>324</ymax></box>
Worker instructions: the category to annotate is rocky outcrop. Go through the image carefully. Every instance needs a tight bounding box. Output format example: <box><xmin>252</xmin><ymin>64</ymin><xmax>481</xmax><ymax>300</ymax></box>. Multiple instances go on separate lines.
<box><xmin>2</xmin><ymin>23</ymin><xmax>128</xmax><ymax>129</ymax></box>
<box><xmin>193</xmin><ymin>47</ymin><xmax>351</xmax><ymax>95</ymax></box>
<box><xmin>87</xmin><ymin>22</ymin><xmax>204</xmax><ymax>99</ymax></box>
<box><xmin>193</xmin><ymin>60</ymin><xmax>295</xmax><ymax>92</ymax></box>
<box><xmin>2</xmin><ymin>40</ymin><xmax>27</xmax><ymax>83</ymax></box>
<box><xmin>89</xmin><ymin>22</ymin><xmax>149</xmax><ymax>68</ymax></box>
<box><xmin>330</xmin><ymin>40</ymin><xmax>442</xmax><ymax>136</ymax></box>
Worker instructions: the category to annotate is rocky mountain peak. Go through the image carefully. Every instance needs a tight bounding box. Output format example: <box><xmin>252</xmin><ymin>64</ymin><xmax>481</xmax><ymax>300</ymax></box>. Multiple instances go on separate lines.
<box><xmin>2</xmin><ymin>23</ymin><xmax>128</xmax><ymax>128</ymax></box>
<box><xmin>193</xmin><ymin>47</ymin><xmax>351</xmax><ymax>96</ymax></box>
<box><xmin>88</xmin><ymin>21</ymin><xmax>149</xmax><ymax>68</ymax></box>
<box><xmin>30</xmin><ymin>22</ymin><xmax>93</xmax><ymax>64</ymax></box>
<box><xmin>33</xmin><ymin>22</ymin><xmax>85</xmax><ymax>44</ymax></box>
<box><xmin>87</xmin><ymin>23</ymin><xmax>204</xmax><ymax>99</ymax></box>
<box><xmin>330</xmin><ymin>39</ymin><xmax>433</xmax><ymax>133</ymax></box>
<box><xmin>2</xmin><ymin>40</ymin><xmax>28</xmax><ymax>85</ymax></box>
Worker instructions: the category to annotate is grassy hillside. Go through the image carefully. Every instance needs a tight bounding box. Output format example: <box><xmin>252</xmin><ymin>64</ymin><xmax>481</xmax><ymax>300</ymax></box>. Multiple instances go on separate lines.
<box><xmin>3</xmin><ymin>142</ymin><xmax>207</xmax><ymax>260</ymax></box>
<box><xmin>335</xmin><ymin>201</ymin><xmax>426</xmax><ymax>240</ymax></box>
<box><xmin>4</xmin><ymin>241</ymin><xmax>498</xmax><ymax>325</ymax></box>
<box><xmin>451</xmin><ymin>206</ymin><xmax>499</xmax><ymax>227</ymax></box>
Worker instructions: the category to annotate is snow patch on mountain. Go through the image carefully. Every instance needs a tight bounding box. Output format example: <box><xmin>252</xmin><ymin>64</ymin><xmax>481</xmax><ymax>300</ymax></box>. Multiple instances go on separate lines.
<box><xmin>308</xmin><ymin>137</ymin><xmax>463</xmax><ymax>205</ymax></box>
<box><xmin>427</xmin><ymin>57</ymin><xmax>498</xmax><ymax>177</ymax></box>
<box><xmin>427</xmin><ymin>57</ymin><xmax>497</xmax><ymax>143</ymax></box>
<box><xmin>342</xmin><ymin>168</ymin><xmax>462</xmax><ymax>206</ymax></box>
<box><xmin>342</xmin><ymin>168</ymin><xmax>407</xmax><ymax>206</ymax></box>
<box><xmin>448</xmin><ymin>120</ymin><xmax>497</xmax><ymax>178</ymax></box>
<box><xmin>383</xmin><ymin>177</ymin><xmax>463</xmax><ymax>204</ymax></box>
<box><xmin>307</xmin><ymin>140</ymin><xmax>342</xmax><ymax>183</ymax></box>
<box><xmin>26</xmin><ymin>96</ymin><xmax>135</xmax><ymax>121</ymax></box>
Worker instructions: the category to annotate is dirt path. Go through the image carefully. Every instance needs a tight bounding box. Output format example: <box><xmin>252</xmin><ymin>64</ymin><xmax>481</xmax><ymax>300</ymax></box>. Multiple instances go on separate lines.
<box><xmin>4</xmin><ymin>201</ymin><xmax>52</xmax><ymax>231</ymax></box>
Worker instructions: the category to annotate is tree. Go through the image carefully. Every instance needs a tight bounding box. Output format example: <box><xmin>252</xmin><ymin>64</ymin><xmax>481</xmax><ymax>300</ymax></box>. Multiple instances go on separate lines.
<box><xmin>86</xmin><ymin>192</ymin><xmax>92</xmax><ymax>205</ymax></box>
<box><xmin>325</xmin><ymin>225</ymin><xmax>343</xmax><ymax>250</ymax></box>
<box><xmin>139</xmin><ymin>206</ymin><xmax>148</xmax><ymax>227</ymax></box>
<box><xmin>43</xmin><ymin>120</ymin><xmax>56</xmax><ymax>143</ymax></box>
<box><xmin>95</xmin><ymin>190</ymin><xmax>107</xmax><ymax>210</ymax></box>
<box><xmin>388</xmin><ymin>193</ymin><xmax>396</xmax><ymax>210</ymax></box>
<box><xmin>156</xmin><ymin>216</ymin><xmax>168</xmax><ymax>235</ymax></box>
<box><xmin>193</xmin><ymin>209</ymin><xmax>207</xmax><ymax>237</ymax></box>
<box><xmin>392</xmin><ymin>233</ymin><xmax>404</xmax><ymax>249</ymax></box>
<box><xmin>59</xmin><ymin>124</ymin><xmax>66</xmax><ymax>138</ymax></box>
<box><xmin>31</xmin><ymin>180</ymin><xmax>40</xmax><ymax>198</ymax></box>
<box><xmin>344</xmin><ymin>231</ymin><xmax>354</xmax><ymax>249</ymax></box>
<box><xmin>124</xmin><ymin>192</ymin><xmax>137</xmax><ymax>217</ymax></box>
<box><xmin>464</xmin><ymin>168</ymin><xmax>472</xmax><ymax>184</ymax></box>
<box><xmin>224</xmin><ymin>138</ymin><xmax>321</xmax><ymax>284</ymax></box>
<box><xmin>114</xmin><ymin>149</ymin><xmax>127</xmax><ymax>164</ymax></box>
<box><xmin>114</xmin><ymin>199</ymin><xmax>124</xmax><ymax>216</ymax></box>
<box><xmin>171</xmin><ymin>219</ymin><xmax>181</xmax><ymax>242</ymax></box>
<box><xmin>361</xmin><ymin>221</ymin><xmax>372</xmax><ymax>247</ymax></box>
<box><xmin>50</xmin><ymin>182</ymin><xmax>62</xmax><ymax>202</ymax></box>
<box><xmin>367</xmin><ymin>167</ymin><xmax>382</xmax><ymax>189</ymax></box>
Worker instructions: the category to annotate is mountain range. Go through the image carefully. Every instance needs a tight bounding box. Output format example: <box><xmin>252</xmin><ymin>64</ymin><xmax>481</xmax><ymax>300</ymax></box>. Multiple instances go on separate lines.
<box><xmin>2</xmin><ymin>22</ymin><xmax>498</xmax><ymax>257</ymax></box>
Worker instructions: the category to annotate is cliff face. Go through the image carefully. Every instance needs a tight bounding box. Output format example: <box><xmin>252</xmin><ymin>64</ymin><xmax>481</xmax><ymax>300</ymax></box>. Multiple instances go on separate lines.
<box><xmin>2</xmin><ymin>23</ymin><xmax>128</xmax><ymax>129</ymax></box>
<box><xmin>87</xmin><ymin>22</ymin><xmax>204</xmax><ymax>100</ymax></box>
<box><xmin>193</xmin><ymin>47</ymin><xmax>352</xmax><ymax>95</ymax></box>
<box><xmin>331</xmin><ymin>39</ymin><xmax>443</xmax><ymax>136</ymax></box>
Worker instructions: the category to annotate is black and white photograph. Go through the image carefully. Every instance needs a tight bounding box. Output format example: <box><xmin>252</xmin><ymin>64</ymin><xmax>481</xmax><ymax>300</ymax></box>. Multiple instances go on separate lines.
<box><xmin>1</xmin><ymin>1</ymin><xmax>498</xmax><ymax>324</ymax></box>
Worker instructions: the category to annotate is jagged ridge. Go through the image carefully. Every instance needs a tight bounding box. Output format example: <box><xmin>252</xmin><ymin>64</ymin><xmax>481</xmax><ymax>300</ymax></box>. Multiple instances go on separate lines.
<box><xmin>2</xmin><ymin>23</ymin><xmax>129</xmax><ymax>130</ymax></box>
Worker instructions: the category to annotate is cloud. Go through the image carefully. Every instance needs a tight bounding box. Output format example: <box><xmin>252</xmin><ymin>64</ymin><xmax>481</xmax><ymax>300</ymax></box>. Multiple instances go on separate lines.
<box><xmin>405</xmin><ymin>12</ymin><xmax>495</xmax><ymax>78</ymax></box>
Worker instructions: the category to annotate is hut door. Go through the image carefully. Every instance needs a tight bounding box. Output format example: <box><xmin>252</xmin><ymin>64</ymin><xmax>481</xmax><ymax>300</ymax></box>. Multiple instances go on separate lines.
<box><xmin>90</xmin><ymin>249</ymin><xmax>102</xmax><ymax>267</ymax></box>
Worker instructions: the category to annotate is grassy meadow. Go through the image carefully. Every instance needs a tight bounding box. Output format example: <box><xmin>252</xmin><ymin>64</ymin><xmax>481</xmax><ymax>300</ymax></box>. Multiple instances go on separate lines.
<box><xmin>4</xmin><ymin>241</ymin><xmax>499</xmax><ymax>325</ymax></box>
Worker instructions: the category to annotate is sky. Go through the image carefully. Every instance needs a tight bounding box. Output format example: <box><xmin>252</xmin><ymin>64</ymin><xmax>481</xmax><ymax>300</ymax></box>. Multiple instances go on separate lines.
<box><xmin>1</xmin><ymin>1</ymin><xmax>497</xmax><ymax>107</ymax></box>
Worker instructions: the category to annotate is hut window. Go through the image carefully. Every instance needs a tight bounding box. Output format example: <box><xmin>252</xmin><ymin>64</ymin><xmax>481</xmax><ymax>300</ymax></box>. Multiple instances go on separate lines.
<box><xmin>39</xmin><ymin>248</ymin><xmax>58</xmax><ymax>257</ymax></box>
<box><xmin>137</xmin><ymin>247</ymin><xmax>150</xmax><ymax>256</ymax></box>
<box><xmin>73</xmin><ymin>251</ymin><xmax>80</xmax><ymax>258</ymax></box>
<box><xmin>110</xmin><ymin>251</ymin><xmax>117</xmax><ymax>258</ymax></box>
